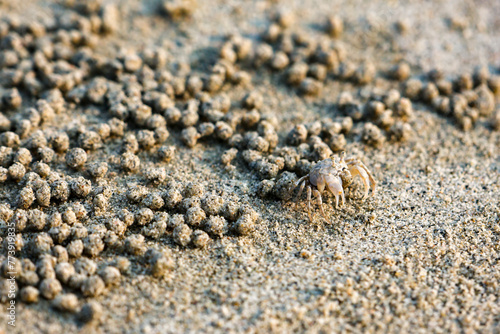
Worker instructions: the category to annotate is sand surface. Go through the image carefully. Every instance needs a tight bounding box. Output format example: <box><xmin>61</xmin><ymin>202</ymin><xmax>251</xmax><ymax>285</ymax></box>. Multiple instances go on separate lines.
<box><xmin>0</xmin><ymin>0</ymin><xmax>499</xmax><ymax>333</ymax></box>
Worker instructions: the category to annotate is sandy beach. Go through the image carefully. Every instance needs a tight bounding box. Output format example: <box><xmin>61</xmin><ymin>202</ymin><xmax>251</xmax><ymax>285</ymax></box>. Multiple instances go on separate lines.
<box><xmin>0</xmin><ymin>0</ymin><xmax>499</xmax><ymax>333</ymax></box>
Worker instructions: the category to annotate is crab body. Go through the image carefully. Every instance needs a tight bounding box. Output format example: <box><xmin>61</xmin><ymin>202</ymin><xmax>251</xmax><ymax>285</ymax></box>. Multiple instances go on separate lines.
<box><xmin>295</xmin><ymin>154</ymin><xmax>376</xmax><ymax>221</ymax></box>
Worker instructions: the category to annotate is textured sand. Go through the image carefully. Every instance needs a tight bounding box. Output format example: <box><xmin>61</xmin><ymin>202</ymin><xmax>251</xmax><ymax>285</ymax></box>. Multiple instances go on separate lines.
<box><xmin>0</xmin><ymin>0</ymin><xmax>499</xmax><ymax>333</ymax></box>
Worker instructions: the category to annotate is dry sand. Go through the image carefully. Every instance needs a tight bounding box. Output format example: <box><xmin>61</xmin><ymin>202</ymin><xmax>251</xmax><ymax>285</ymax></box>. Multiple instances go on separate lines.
<box><xmin>0</xmin><ymin>0</ymin><xmax>499</xmax><ymax>333</ymax></box>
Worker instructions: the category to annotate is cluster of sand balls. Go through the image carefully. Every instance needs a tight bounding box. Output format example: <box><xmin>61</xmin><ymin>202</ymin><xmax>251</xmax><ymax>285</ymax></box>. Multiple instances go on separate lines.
<box><xmin>215</xmin><ymin>10</ymin><xmax>379</xmax><ymax>97</ymax></box>
<box><xmin>1</xmin><ymin>175</ymin><xmax>259</xmax><ymax>314</ymax></box>
<box><xmin>400</xmin><ymin>66</ymin><xmax>499</xmax><ymax>131</ymax></box>
<box><xmin>0</xmin><ymin>0</ymin><xmax>499</xmax><ymax>322</ymax></box>
<box><xmin>125</xmin><ymin>181</ymin><xmax>260</xmax><ymax>245</ymax></box>
<box><xmin>0</xmin><ymin>177</ymin><xmax>260</xmax><ymax>310</ymax></box>
<box><xmin>205</xmin><ymin>11</ymin><xmax>498</xmax><ymax>194</ymax></box>
<box><xmin>217</xmin><ymin>87</ymin><xmax>410</xmax><ymax>191</ymax></box>
<box><xmin>160</xmin><ymin>0</ymin><xmax>197</xmax><ymax>20</ymax></box>
<box><xmin>214</xmin><ymin>11</ymin><xmax>499</xmax><ymax>132</ymax></box>
<box><xmin>337</xmin><ymin>88</ymin><xmax>415</xmax><ymax>147</ymax></box>
<box><xmin>0</xmin><ymin>1</ymin><xmax>266</xmax><ymax>319</ymax></box>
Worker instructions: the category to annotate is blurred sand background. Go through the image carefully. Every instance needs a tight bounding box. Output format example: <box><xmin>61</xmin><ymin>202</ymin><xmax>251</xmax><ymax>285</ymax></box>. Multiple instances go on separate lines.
<box><xmin>0</xmin><ymin>0</ymin><xmax>499</xmax><ymax>333</ymax></box>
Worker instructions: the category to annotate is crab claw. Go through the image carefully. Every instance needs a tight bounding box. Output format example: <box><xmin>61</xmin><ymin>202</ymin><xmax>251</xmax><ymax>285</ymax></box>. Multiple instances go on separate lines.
<box><xmin>349</xmin><ymin>163</ymin><xmax>376</xmax><ymax>200</ymax></box>
<box><xmin>325</xmin><ymin>175</ymin><xmax>344</xmax><ymax>208</ymax></box>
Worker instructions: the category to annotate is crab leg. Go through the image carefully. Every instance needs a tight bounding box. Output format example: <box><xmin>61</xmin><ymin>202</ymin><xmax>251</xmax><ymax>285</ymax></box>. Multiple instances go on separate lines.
<box><xmin>294</xmin><ymin>179</ymin><xmax>306</xmax><ymax>203</ymax></box>
<box><xmin>313</xmin><ymin>189</ymin><xmax>327</xmax><ymax>219</ymax></box>
<box><xmin>339</xmin><ymin>177</ymin><xmax>345</xmax><ymax>207</ymax></box>
<box><xmin>306</xmin><ymin>186</ymin><xmax>312</xmax><ymax>222</ymax></box>
<box><xmin>358</xmin><ymin>161</ymin><xmax>376</xmax><ymax>195</ymax></box>
<box><xmin>295</xmin><ymin>175</ymin><xmax>308</xmax><ymax>187</ymax></box>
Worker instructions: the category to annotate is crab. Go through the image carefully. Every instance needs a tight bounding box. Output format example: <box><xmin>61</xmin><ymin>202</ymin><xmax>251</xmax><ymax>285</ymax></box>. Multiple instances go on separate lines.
<box><xmin>294</xmin><ymin>153</ymin><xmax>376</xmax><ymax>221</ymax></box>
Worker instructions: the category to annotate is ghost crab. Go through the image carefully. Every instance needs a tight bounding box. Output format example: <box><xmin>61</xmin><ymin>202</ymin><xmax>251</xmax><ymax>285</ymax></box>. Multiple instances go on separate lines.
<box><xmin>295</xmin><ymin>153</ymin><xmax>376</xmax><ymax>221</ymax></box>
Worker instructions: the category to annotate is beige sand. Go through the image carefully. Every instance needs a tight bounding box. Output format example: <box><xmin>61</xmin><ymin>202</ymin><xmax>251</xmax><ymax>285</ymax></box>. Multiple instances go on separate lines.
<box><xmin>0</xmin><ymin>0</ymin><xmax>499</xmax><ymax>333</ymax></box>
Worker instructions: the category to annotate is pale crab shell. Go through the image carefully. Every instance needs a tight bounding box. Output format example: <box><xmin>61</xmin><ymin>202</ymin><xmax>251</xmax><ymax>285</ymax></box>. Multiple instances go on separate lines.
<box><xmin>294</xmin><ymin>154</ymin><xmax>376</xmax><ymax>221</ymax></box>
